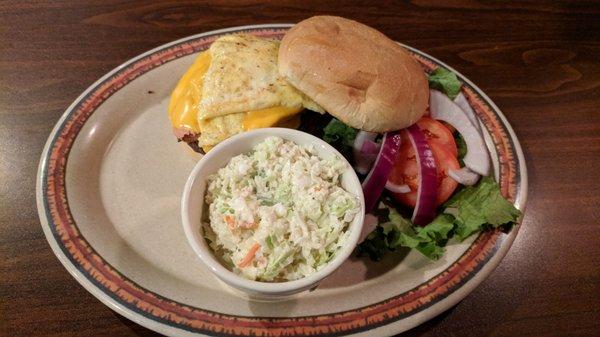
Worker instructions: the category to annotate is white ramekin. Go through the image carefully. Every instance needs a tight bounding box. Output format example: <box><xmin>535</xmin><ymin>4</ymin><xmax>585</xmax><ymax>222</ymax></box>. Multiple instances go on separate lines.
<box><xmin>181</xmin><ymin>128</ymin><xmax>365</xmax><ymax>299</ymax></box>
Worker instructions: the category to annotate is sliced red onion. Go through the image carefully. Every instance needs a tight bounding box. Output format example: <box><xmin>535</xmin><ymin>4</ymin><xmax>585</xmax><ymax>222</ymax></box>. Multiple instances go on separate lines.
<box><xmin>353</xmin><ymin>131</ymin><xmax>377</xmax><ymax>154</ymax></box>
<box><xmin>361</xmin><ymin>139</ymin><xmax>380</xmax><ymax>154</ymax></box>
<box><xmin>362</xmin><ymin>131</ymin><xmax>402</xmax><ymax>212</ymax></box>
<box><xmin>406</xmin><ymin>125</ymin><xmax>439</xmax><ymax>227</ymax></box>
<box><xmin>449</xmin><ymin>167</ymin><xmax>480</xmax><ymax>186</ymax></box>
<box><xmin>385</xmin><ymin>181</ymin><xmax>411</xmax><ymax>193</ymax></box>
<box><xmin>354</xmin><ymin>139</ymin><xmax>381</xmax><ymax>174</ymax></box>
<box><xmin>353</xmin><ymin>131</ymin><xmax>379</xmax><ymax>175</ymax></box>
<box><xmin>454</xmin><ymin>92</ymin><xmax>482</xmax><ymax>134</ymax></box>
<box><xmin>429</xmin><ymin>89</ymin><xmax>490</xmax><ymax>176</ymax></box>
<box><xmin>354</xmin><ymin>155</ymin><xmax>376</xmax><ymax>175</ymax></box>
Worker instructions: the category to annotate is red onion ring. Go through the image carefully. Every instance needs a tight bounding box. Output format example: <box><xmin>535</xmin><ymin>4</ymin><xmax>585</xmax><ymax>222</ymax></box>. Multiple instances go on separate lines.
<box><xmin>406</xmin><ymin>125</ymin><xmax>439</xmax><ymax>226</ymax></box>
<box><xmin>361</xmin><ymin>139</ymin><xmax>380</xmax><ymax>154</ymax></box>
<box><xmin>353</xmin><ymin>131</ymin><xmax>379</xmax><ymax>174</ymax></box>
<box><xmin>385</xmin><ymin>181</ymin><xmax>411</xmax><ymax>193</ymax></box>
<box><xmin>449</xmin><ymin>167</ymin><xmax>480</xmax><ymax>186</ymax></box>
<box><xmin>430</xmin><ymin>89</ymin><xmax>489</xmax><ymax>176</ymax></box>
<box><xmin>362</xmin><ymin>131</ymin><xmax>402</xmax><ymax>212</ymax></box>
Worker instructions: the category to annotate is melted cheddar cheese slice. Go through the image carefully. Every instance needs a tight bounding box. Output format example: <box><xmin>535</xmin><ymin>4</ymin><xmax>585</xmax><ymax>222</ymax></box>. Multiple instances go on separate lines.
<box><xmin>167</xmin><ymin>35</ymin><xmax>319</xmax><ymax>152</ymax></box>
<box><xmin>168</xmin><ymin>52</ymin><xmax>211</xmax><ymax>133</ymax></box>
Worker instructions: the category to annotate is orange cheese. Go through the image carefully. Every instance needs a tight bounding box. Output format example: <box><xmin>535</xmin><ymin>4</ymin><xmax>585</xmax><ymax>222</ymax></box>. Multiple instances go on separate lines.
<box><xmin>168</xmin><ymin>51</ymin><xmax>303</xmax><ymax>143</ymax></box>
<box><xmin>168</xmin><ymin>52</ymin><xmax>211</xmax><ymax>133</ymax></box>
<box><xmin>242</xmin><ymin>106</ymin><xmax>302</xmax><ymax>131</ymax></box>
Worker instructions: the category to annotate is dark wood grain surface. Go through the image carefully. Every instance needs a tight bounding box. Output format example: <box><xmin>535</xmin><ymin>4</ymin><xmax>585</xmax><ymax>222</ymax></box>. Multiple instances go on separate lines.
<box><xmin>1</xmin><ymin>1</ymin><xmax>599</xmax><ymax>336</ymax></box>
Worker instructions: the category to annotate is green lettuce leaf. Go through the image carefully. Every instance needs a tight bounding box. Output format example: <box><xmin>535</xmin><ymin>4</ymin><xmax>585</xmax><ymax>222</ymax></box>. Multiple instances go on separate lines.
<box><xmin>415</xmin><ymin>213</ymin><xmax>455</xmax><ymax>242</ymax></box>
<box><xmin>356</xmin><ymin>226</ymin><xmax>391</xmax><ymax>261</ymax></box>
<box><xmin>323</xmin><ymin>118</ymin><xmax>358</xmax><ymax>147</ymax></box>
<box><xmin>357</xmin><ymin>178</ymin><xmax>521</xmax><ymax>261</ymax></box>
<box><xmin>428</xmin><ymin>67</ymin><xmax>462</xmax><ymax>100</ymax></box>
<box><xmin>455</xmin><ymin>133</ymin><xmax>467</xmax><ymax>166</ymax></box>
<box><xmin>444</xmin><ymin>176</ymin><xmax>522</xmax><ymax>240</ymax></box>
<box><xmin>358</xmin><ymin>208</ymin><xmax>453</xmax><ymax>261</ymax></box>
<box><xmin>402</xmin><ymin>214</ymin><xmax>454</xmax><ymax>260</ymax></box>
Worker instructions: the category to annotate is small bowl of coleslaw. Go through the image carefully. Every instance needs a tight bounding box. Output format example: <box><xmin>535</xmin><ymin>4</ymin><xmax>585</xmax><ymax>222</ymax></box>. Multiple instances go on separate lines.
<box><xmin>182</xmin><ymin>128</ymin><xmax>365</xmax><ymax>298</ymax></box>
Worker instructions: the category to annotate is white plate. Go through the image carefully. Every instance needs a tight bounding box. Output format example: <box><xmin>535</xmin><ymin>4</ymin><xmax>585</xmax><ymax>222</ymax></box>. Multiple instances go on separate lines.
<box><xmin>37</xmin><ymin>24</ymin><xmax>527</xmax><ymax>337</ymax></box>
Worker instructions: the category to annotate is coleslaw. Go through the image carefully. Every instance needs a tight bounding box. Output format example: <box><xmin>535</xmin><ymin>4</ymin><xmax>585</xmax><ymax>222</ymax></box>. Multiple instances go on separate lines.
<box><xmin>202</xmin><ymin>136</ymin><xmax>360</xmax><ymax>281</ymax></box>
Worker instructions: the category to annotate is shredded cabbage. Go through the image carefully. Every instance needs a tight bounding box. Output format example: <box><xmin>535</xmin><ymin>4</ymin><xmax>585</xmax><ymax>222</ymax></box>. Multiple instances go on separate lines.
<box><xmin>203</xmin><ymin>137</ymin><xmax>360</xmax><ymax>281</ymax></box>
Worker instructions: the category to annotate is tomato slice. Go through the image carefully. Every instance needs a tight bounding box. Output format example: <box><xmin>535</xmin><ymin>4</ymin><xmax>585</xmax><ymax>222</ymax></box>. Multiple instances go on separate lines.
<box><xmin>431</xmin><ymin>144</ymin><xmax>460</xmax><ymax>205</ymax></box>
<box><xmin>389</xmin><ymin>137</ymin><xmax>460</xmax><ymax>208</ymax></box>
<box><xmin>416</xmin><ymin>117</ymin><xmax>458</xmax><ymax>157</ymax></box>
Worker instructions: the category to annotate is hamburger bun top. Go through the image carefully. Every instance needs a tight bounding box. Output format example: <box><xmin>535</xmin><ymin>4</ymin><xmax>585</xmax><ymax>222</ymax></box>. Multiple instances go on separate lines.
<box><xmin>278</xmin><ymin>16</ymin><xmax>429</xmax><ymax>132</ymax></box>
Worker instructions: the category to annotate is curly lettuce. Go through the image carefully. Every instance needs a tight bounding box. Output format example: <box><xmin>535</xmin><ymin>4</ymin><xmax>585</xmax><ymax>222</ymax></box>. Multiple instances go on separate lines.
<box><xmin>358</xmin><ymin>177</ymin><xmax>521</xmax><ymax>260</ymax></box>
<box><xmin>428</xmin><ymin>67</ymin><xmax>462</xmax><ymax>100</ymax></box>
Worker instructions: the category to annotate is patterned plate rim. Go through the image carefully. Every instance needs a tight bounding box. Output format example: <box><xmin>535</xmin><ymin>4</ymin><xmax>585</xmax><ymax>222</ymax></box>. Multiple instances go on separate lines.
<box><xmin>36</xmin><ymin>24</ymin><xmax>528</xmax><ymax>337</ymax></box>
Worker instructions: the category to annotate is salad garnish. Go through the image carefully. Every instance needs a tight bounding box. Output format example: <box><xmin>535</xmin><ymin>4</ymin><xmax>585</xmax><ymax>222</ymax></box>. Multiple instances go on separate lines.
<box><xmin>323</xmin><ymin>118</ymin><xmax>358</xmax><ymax>153</ymax></box>
<box><xmin>323</xmin><ymin>66</ymin><xmax>521</xmax><ymax>261</ymax></box>
<box><xmin>361</xmin><ymin>131</ymin><xmax>403</xmax><ymax>212</ymax></box>
<box><xmin>427</xmin><ymin>67</ymin><xmax>462</xmax><ymax>100</ymax></box>
<box><xmin>430</xmin><ymin>89</ymin><xmax>490</xmax><ymax>176</ymax></box>
<box><xmin>405</xmin><ymin>125</ymin><xmax>439</xmax><ymax>226</ymax></box>
<box><xmin>357</xmin><ymin>177</ymin><xmax>521</xmax><ymax>261</ymax></box>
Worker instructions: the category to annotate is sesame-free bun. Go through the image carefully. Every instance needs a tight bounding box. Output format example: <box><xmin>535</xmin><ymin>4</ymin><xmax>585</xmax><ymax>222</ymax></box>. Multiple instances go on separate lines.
<box><xmin>278</xmin><ymin>16</ymin><xmax>428</xmax><ymax>132</ymax></box>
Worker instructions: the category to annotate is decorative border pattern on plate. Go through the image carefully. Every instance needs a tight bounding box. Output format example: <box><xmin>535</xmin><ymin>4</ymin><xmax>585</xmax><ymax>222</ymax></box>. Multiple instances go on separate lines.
<box><xmin>41</xmin><ymin>27</ymin><xmax>521</xmax><ymax>336</ymax></box>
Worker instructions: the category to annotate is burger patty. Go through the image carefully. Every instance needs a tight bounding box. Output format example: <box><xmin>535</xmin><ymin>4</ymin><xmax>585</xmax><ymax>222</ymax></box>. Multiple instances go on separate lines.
<box><xmin>174</xmin><ymin>127</ymin><xmax>204</xmax><ymax>154</ymax></box>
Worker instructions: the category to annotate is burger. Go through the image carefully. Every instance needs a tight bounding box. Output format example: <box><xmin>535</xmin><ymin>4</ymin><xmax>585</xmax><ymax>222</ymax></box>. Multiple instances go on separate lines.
<box><xmin>167</xmin><ymin>16</ymin><xmax>428</xmax><ymax>153</ymax></box>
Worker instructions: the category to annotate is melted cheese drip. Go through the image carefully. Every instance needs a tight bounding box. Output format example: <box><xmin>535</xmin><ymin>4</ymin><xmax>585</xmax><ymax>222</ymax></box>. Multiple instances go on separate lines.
<box><xmin>168</xmin><ymin>52</ymin><xmax>211</xmax><ymax>133</ymax></box>
<box><xmin>168</xmin><ymin>51</ymin><xmax>302</xmax><ymax>144</ymax></box>
<box><xmin>242</xmin><ymin>106</ymin><xmax>301</xmax><ymax>130</ymax></box>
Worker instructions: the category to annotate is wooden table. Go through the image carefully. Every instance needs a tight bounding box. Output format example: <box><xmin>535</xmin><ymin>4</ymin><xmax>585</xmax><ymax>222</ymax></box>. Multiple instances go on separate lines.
<box><xmin>2</xmin><ymin>1</ymin><xmax>599</xmax><ymax>336</ymax></box>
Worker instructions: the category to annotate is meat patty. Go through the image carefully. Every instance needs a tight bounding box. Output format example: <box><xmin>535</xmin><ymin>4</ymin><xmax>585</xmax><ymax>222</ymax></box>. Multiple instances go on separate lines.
<box><xmin>173</xmin><ymin>127</ymin><xmax>204</xmax><ymax>154</ymax></box>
